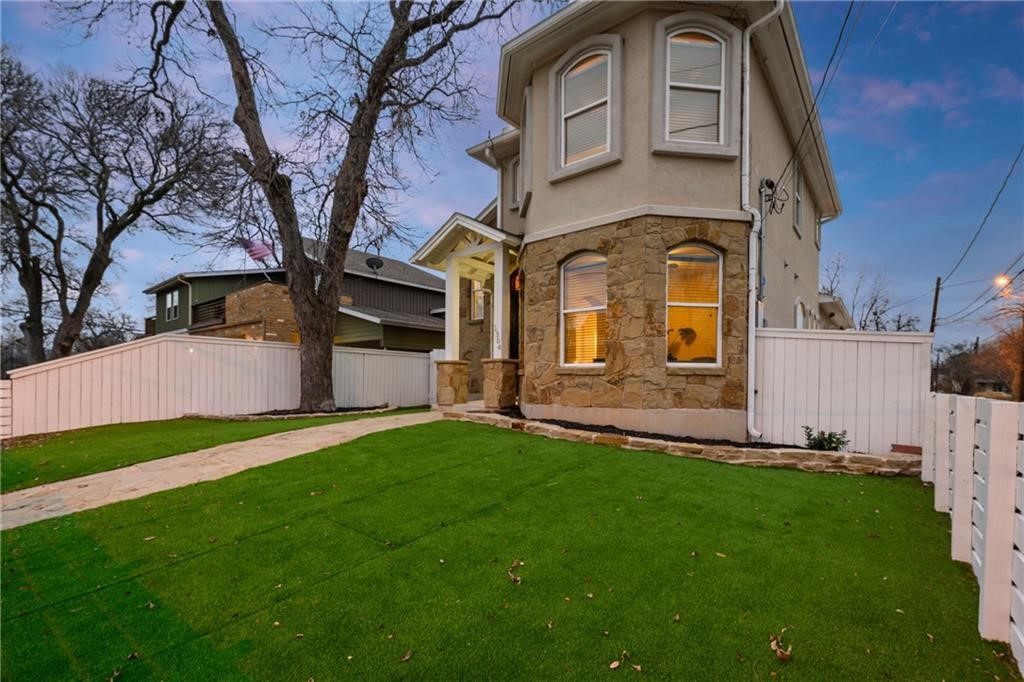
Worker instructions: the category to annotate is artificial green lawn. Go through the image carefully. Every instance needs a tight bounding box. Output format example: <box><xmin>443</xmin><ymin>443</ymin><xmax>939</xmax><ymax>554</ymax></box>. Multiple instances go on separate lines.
<box><xmin>0</xmin><ymin>408</ymin><xmax>426</xmax><ymax>493</ymax></box>
<box><xmin>1</xmin><ymin>421</ymin><xmax>1017</xmax><ymax>680</ymax></box>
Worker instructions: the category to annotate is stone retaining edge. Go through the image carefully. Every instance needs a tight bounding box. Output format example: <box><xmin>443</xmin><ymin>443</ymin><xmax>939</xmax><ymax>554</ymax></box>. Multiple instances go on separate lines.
<box><xmin>442</xmin><ymin>411</ymin><xmax>920</xmax><ymax>477</ymax></box>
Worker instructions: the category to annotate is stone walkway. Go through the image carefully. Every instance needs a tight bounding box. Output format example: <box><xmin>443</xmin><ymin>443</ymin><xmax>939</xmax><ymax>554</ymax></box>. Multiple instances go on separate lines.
<box><xmin>0</xmin><ymin>411</ymin><xmax>440</xmax><ymax>531</ymax></box>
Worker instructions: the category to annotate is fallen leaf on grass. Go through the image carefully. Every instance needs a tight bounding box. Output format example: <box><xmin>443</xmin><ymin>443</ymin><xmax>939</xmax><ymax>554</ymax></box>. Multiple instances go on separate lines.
<box><xmin>609</xmin><ymin>660</ymin><xmax>620</xmax><ymax>670</ymax></box>
<box><xmin>926</xmin><ymin>633</ymin><xmax>934</xmax><ymax>643</ymax></box>
<box><xmin>400</xmin><ymin>650</ymin><xmax>413</xmax><ymax>662</ymax></box>
<box><xmin>294</xmin><ymin>633</ymin><xmax>304</xmax><ymax>639</ymax></box>
<box><xmin>273</xmin><ymin>621</ymin><xmax>281</xmax><ymax>627</ymax></box>
<box><xmin>126</xmin><ymin>652</ymin><xmax>140</xmax><ymax>661</ymax></box>
<box><xmin>769</xmin><ymin>629</ymin><xmax>792</xmax><ymax>663</ymax></box>
<box><xmin>631</xmin><ymin>664</ymin><xmax>643</xmax><ymax>672</ymax></box>
<box><xmin>672</xmin><ymin>613</ymin><xmax>681</xmax><ymax>623</ymax></box>
<box><xmin>143</xmin><ymin>536</ymin><xmax>156</xmax><ymax>542</ymax></box>
<box><xmin>715</xmin><ymin>552</ymin><xmax>727</xmax><ymax>558</ymax></box>
<box><xmin>146</xmin><ymin>602</ymin><xmax>156</xmax><ymax>609</ymax></box>
<box><xmin>587</xmin><ymin>593</ymin><xmax>595</xmax><ymax>599</ymax></box>
<box><xmin>309</xmin><ymin>491</ymin><xmax>322</xmax><ymax>496</ymax></box>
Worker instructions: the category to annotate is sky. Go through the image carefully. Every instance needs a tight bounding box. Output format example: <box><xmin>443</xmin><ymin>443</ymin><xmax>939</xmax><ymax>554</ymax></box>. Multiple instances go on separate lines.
<box><xmin>2</xmin><ymin>0</ymin><xmax>1022</xmax><ymax>347</ymax></box>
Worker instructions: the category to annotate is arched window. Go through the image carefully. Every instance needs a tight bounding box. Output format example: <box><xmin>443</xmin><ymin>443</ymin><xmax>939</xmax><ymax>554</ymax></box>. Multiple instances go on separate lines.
<box><xmin>667</xmin><ymin>244</ymin><xmax>721</xmax><ymax>365</ymax></box>
<box><xmin>561</xmin><ymin>253</ymin><xmax>607</xmax><ymax>365</ymax></box>
<box><xmin>560</xmin><ymin>51</ymin><xmax>611</xmax><ymax>167</ymax></box>
<box><xmin>666</xmin><ymin>30</ymin><xmax>724</xmax><ymax>144</ymax></box>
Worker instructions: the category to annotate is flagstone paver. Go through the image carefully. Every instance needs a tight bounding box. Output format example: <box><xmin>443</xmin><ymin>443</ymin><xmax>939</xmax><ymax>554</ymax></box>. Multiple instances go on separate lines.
<box><xmin>0</xmin><ymin>411</ymin><xmax>441</xmax><ymax>530</ymax></box>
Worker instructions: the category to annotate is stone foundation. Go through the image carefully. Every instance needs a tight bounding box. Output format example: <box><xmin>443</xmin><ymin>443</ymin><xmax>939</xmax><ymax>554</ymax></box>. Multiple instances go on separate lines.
<box><xmin>519</xmin><ymin>215</ymin><xmax>749</xmax><ymax>440</ymax></box>
<box><xmin>482</xmin><ymin>359</ymin><xmax>519</xmax><ymax>409</ymax></box>
<box><xmin>435</xmin><ymin>361</ymin><xmax>469</xmax><ymax>406</ymax></box>
<box><xmin>520</xmin><ymin>403</ymin><xmax>746</xmax><ymax>442</ymax></box>
<box><xmin>443</xmin><ymin>411</ymin><xmax>921</xmax><ymax>477</ymax></box>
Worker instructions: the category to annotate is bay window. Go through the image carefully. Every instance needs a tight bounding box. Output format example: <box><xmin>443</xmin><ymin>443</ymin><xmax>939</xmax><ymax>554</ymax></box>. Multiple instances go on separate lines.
<box><xmin>666</xmin><ymin>244</ymin><xmax>721</xmax><ymax>365</ymax></box>
<box><xmin>561</xmin><ymin>253</ymin><xmax>607</xmax><ymax>365</ymax></box>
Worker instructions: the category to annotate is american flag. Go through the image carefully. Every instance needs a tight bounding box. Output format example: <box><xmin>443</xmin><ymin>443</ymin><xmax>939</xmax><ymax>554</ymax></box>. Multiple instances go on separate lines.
<box><xmin>239</xmin><ymin>237</ymin><xmax>273</xmax><ymax>264</ymax></box>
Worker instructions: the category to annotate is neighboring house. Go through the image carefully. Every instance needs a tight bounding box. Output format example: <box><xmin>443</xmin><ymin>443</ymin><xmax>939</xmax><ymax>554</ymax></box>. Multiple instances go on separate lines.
<box><xmin>413</xmin><ymin>1</ymin><xmax>847</xmax><ymax>440</ymax></box>
<box><xmin>144</xmin><ymin>247</ymin><xmax>445</xmax><ymax>352</ymax></box>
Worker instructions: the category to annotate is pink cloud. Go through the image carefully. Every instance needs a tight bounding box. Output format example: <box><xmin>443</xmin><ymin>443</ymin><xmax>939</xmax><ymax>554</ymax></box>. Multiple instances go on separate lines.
<box><xmin>984</xmin><ymin>66</ymin><xmax>1024</xmax><ymax>103</ymax></box>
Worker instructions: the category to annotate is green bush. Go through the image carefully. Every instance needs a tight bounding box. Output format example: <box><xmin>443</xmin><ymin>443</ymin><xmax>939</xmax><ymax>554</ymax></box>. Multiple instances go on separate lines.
<box><xmin>803</xmin><ymin>426</ymin><xmax>849</xmax><ymax>451</ymax></box>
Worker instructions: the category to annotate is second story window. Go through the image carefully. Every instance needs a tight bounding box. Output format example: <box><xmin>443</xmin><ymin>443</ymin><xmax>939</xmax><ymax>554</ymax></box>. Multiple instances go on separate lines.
<box><xmin>561</xmin><ymin>253</ymin><xmax>607</xmax><ymax>365</ymax></box>
<box><xmin>561</xmin><ymin>52</ymin><xmax>610</xmax><ymax>167</ymax></box>
<box><xmin>667</xmin><ymin>31</ymin><xmax>723</xmax><ymax>144</ymax></box>
<box><xmin>652</xmin><ymin>12</ymin><xmax>740</xmax><ymax>158</ymax></box>
<box><xmin>165</xmin><ymin>289</ymin><xmax>179</xmax><ymax>322</ymax></box>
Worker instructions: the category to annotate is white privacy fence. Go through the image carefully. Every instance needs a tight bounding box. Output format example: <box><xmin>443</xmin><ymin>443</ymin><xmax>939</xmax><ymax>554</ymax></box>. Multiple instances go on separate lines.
<box><xmin>922</xmin><ymin>393</ymin><xmax>1023</xmax><ymax>669</ymax></box>
<box><xmin>3</xmin><ymin>335</ymin><xmax>432</xmax><ymax>438</ymax></box>
<box><xmin>754</xmin><ymin>328</ymin><xmax>932</xmax><ymax>453</ymax></box>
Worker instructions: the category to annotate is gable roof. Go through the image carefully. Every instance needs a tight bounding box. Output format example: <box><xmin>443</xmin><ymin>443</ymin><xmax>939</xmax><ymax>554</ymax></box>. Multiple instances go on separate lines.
<box><xmin>411</xmin><ymin>213</ymin><xmax>522</xmax><ymax>272</ymax></box>
<box><xmin>302</xmin><ymin>238</ymin><xmax>444</xmax><ymax>292</ymax></box>
<box><xmin>143</xmin><ymin>269</ymin><xmax>286</xmax><ymax>295</ymax></box>
<box><xmin>493</xmin><ymin>0</ymin><xmax>840</xmax><ymax>219</ymax></box>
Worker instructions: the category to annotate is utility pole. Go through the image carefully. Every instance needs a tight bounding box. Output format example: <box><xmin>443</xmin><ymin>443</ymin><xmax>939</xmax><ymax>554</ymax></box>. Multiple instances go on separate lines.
<box><xmin>928</xmin><ymin>276</ymin><xmax>942</xmax><ymax>333</ymax></box>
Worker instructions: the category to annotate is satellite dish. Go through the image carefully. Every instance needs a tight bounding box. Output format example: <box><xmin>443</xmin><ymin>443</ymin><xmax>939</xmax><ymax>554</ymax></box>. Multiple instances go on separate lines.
<box><xmin>366</xmin><ymin>256</ymin><xmax>384</xmax><ymax>272</ymax></box>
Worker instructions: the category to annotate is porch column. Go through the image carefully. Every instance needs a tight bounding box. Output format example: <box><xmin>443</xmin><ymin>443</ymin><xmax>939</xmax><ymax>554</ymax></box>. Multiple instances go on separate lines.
<box><xmin>491</xmin><ymin>245</ymin><xmax>509</xmax><ymax>359</ymax></box>
<box><xmin>445</xmin><ymin>254</ymin><xmax>460</xmax><ymax>360</ymax></box>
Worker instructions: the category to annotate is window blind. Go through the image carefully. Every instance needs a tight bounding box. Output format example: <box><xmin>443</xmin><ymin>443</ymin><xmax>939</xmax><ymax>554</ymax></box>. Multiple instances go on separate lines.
<box><xmin>564</xmin><ymin>54</ymin><xmax>608</xmax><ymax>113</ymax></box>
<box><xmin>668</xmin><ymin>88</ymin><xmax>719</xmax><ymax>143</ymax></box>
<box><xmin>667</xmin><ymin>307</ymin><xmax>718</xmax><ymax>364</ymax></box>
<box><xmin>667</xmin><ymin>246</ymin><xmax>719</xmax><ymax>304</ymax></box>
<box><xmin>563</xmin><ymin>255</ymin><xmax>607</xmax><ymax>310</ymax></box>
<box><xmin>669</xmin><ymin>33</ymin><xmax>722</xmax><ymax>87</ymax></box>
<box><xmin>564</xmin><ymin>311</ymin><xmax>607</xmax><ymax>364</ymax></box>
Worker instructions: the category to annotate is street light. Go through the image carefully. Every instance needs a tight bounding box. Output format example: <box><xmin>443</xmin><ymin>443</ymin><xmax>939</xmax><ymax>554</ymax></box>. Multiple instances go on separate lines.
<box><xmin>995</xmin><ymin>274</ymin><xmax>1011</xmax><ymax>289</ymax></box>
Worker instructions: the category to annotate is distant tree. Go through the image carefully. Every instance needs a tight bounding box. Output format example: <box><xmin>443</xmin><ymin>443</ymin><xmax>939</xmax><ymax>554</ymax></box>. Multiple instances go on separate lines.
<box><xmin>821</xmin><ymin>254</ymin><xmax>921</xmax><ymax>332</ymax></box>
<box><xmin>61</xmin><ymin>0</ymin><xmax>520</xmax><ymax>411</ymax></box>
<box><xmin>934</xmin><ymin>341</ymin><xmax>975</xmax><ymax>394</ymax></box>
<box><xmin>0</xmin><ymin>53</ymin><xmax>235</xmax><ymax>363</ymax></box>
<box><xmin>74</xmin><ymin>309</ymin><xmax>142</xmax><ymax>352</ymax></box>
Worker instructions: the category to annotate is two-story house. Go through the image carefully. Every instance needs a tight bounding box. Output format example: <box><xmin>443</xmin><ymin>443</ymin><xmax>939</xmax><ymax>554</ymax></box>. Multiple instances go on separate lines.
<box><xmin>144</xmin><ymin>244</ymin><xmax>445</xmax><ymax>352</ymax></box>
<box><xmin>413</xmin><ymin>0</ymin><xmax>843</xmax><ymax>441</ymax></box>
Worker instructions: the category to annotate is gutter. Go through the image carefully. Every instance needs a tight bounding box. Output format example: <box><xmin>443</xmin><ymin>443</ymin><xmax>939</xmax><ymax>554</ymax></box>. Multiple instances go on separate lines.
<box><xmin>743</xmin><ymin>0</ymin><xmax>785</xmax><ymax>441</ymax></box>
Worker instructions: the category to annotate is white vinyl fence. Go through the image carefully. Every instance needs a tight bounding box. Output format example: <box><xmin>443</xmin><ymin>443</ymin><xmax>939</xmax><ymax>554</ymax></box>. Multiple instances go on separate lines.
<box><xmin>922</xmin><ymin>393</ymin><xmax>1023</xmax><ymax>671</ymax></box>
<box><xmin>754</xmin><ymin>328</ymin><xmax>932</xmax><ymax>453</ymax></box>
<box><xmin>3</xmin><ymin>334</ymin><xmax>432</xmax><ymax>438</ymax></box>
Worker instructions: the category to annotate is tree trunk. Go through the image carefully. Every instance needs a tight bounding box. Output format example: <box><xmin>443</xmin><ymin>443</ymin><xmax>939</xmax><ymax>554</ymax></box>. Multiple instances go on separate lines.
<box><xmin>16</xmin><ymin>255</ymin><xmax>46</xmax><ymax>364</ymax></box>
<box><xmin>292</xmin><ymin>292</ymin><xmax>337</xmax><ymax>412</ymax></box>
<box><xmin>50</xmin><ymin>243</ymin><xmax>113</xmax><ymax>358</ymax></box>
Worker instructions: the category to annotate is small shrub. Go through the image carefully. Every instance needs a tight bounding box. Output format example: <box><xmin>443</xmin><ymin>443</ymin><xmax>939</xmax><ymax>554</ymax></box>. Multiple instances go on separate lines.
<box><xmin>803</xmin><ymin>426</ymin><xmax>849</xmax><ymax>451</ymax></box>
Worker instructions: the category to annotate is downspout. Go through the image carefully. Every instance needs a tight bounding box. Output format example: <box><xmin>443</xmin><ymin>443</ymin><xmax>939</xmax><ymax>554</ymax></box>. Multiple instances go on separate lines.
<box><xmin>742</xmin><ymin>0</ymin><xmax>785</xmax><ymax>440</ymax></box>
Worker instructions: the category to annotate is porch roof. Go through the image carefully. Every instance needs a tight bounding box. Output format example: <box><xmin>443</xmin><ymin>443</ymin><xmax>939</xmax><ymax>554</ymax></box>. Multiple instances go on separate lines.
<box><xmin>411</xmin><ymin>212</ymin><xmax>521</xmax><ymax>273</ymax></box>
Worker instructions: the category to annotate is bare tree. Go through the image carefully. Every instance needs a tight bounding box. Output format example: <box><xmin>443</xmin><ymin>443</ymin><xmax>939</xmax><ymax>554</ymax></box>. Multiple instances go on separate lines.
<box><xmin>821</xmin><ymin>253</ymin><xmax>920</xmax><ymax>332</ymax></box>
<box><xmin>62</xmin><ymin>1</ymin><xmax>520</xmax><ymax>411</ymax></box>
<box><xmin>1</xmin><ymin>53</ymin><xmax>236</xmax><ymax>361</ymax></box>
<box><xmin>75</xmin><ymin>309</ymin><xmax>143</xmax><ymax>352</ymax></box>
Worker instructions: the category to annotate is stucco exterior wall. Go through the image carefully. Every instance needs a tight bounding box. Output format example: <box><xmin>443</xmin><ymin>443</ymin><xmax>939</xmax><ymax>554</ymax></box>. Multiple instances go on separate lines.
<box><xmin>522</xmin><ymin>10</ymin><xmax>744</xmax><ymax>242</ymax></box>
<box><xmin>519</xmin><ymin>215</ymin><xmax>749</xmax><ymax>440</ymax></box>
<box><xmin>748</xmin><ymin>56</ymin><xmax>822</xmax><ymax>328</ymax></box>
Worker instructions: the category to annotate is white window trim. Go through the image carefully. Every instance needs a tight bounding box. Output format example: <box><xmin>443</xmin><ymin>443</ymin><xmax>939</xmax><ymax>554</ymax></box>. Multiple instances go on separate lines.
<box><xmin>666</xmin><ymin>244</ymin><xmax>723</xmax><ymax>368</ymax></box>
<box><xmin>507</xmin><ymin>156</ymin><xmax>521</xmax><ymax>211</ymax></box>
<box><xmin>664</xmin><ymin>29</ymin><xmax>725</xmax><ymax>147</ymax></box>
<box><xmin>518</xmin><ymin>86</ymin><xmax>533</xmax><ymax>217</ymax></box>
<box><xmin>548</xmin><ymin>34</ymin><xmax>623</xmax><ymax>184</ymax></box>
<box><xmin>469</xmin><ymin>279</ymin><xmax>486</xmax><ymax>322</ymax></box>
<box><xmin>795</xmin><ymin>298</ymin><xmax>806</xmax><ymax>329</ymax></box>
<box><xmin>165</xmin><ymin>290</ymin><xmax>179</xmax><ymax>322</ymax></box>
<box><xmin>560</xmin><ymin>253</ymin><xmax>607</xmax><ymax>368</ymax></box>
<box><xmin>651</xmin><ymin>12</ymin><xmax>740</xmax><ymax>158</ymax></box>
<box><xmin>560</xmin><ymin>50</ymin><xmax>611</xmax><ymax>169</ymax></box>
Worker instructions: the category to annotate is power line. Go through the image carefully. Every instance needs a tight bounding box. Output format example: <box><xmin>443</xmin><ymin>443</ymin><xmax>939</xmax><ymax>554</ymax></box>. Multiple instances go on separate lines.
<box><xmin>865</xmin><ymin>1</ymin><xmax>899</xmax><ymax>57</ymax></box>
<box><xmin>939</xmin><ymin>251</ymin><xmax>1024</xmax><ymax>322</ymax></box>
<box><xmin>940</xmin><ymin>143</ymin><xmax>1024</xmax><ymax>282</ymax></box>
<box><xmin>939</xmin><ymin>265</ymin><xmax>1024</xmax><ymax>325</ymax></box>
<box><xmin>773</xmin><ymin>0</ymin><xmax>857</xmax><ymax>190</ymax></box>
<box><xmin>888</xmin><ymin>274</ymin><xmax>1014</xmax><ymax>311</ymax></box>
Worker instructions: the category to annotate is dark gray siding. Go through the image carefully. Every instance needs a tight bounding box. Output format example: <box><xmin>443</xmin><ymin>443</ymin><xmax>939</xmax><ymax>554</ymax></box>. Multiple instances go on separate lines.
<box><xmin>341</xmin><ymin>275</ymin><xmax>443</xmax><ymax>316</ymax></box>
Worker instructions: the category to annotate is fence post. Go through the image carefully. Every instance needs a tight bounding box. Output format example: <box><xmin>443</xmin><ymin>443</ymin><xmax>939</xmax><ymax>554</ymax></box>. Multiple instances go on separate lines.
<box><xmin>976</xmin><ymin>400</ymin><xmax>1019</xmax><ymax>640</ymax></box>
<box><xmin>934</xmin><ymin>393</ymin><xmax>952</xmax><ymax>513</ymax></box>
<box><xmin>921</xmin><ymin>392</ymin><xmax>936</xmax><ymax>483</ymax></box>
<box><xmin>951</xmin><ymin>396</ymin><xmax>977</xmax><ymax>563</ymax></box>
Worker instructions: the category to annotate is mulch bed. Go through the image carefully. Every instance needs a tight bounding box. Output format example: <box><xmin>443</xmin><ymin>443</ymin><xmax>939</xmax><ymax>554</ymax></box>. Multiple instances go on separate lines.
<box><xmin>496</xmin><ymin>407</ymin><xmax>798</xmax><ymax>450</ymax></box>
<box><xmin>253</xmin><ymin>404</ymin><xmax>390</xmax><ymax>416</ymax></box>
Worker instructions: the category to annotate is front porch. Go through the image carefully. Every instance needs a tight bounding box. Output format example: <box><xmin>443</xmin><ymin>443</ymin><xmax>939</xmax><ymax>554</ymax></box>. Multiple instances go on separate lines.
<box><xmin>412</xmin><ymin>212</ymin><xmax>522</xmax><ymax>409</ymax></box>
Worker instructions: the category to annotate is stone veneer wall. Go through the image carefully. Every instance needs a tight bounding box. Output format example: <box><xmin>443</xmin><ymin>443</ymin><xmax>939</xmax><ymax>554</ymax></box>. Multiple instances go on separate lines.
<box><xmin>192</xmin><ymin>282</ymin><xmax>299</xmax><ymax>342</ymax></box>
<box><xmin>459</xmin><ymin>276</ymin><xmax>491</xmax><ymax>396</ymax></box>
<box><xmin>520</xmin><ymin>216</ymin><xmax>749</xmax><ymax>436</ymax></box>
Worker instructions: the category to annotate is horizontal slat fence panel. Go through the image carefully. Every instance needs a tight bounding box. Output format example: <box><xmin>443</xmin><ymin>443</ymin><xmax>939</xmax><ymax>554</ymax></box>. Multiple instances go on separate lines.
<box><xmin>3</xmin><ymin>335</ymin><xmax>431</xmax><ymax>438</ymax></box>
<box><xmin>755</xmin><ymin>328</ymin><xmax>932</xmax><ymax>453</ymax></box>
